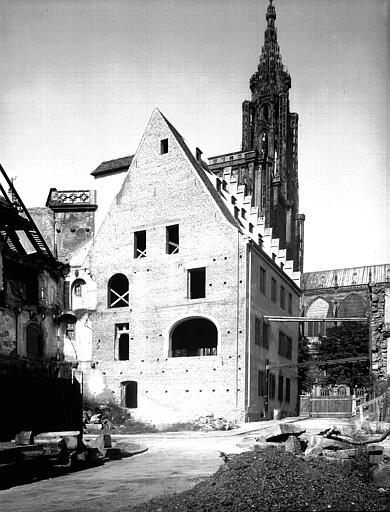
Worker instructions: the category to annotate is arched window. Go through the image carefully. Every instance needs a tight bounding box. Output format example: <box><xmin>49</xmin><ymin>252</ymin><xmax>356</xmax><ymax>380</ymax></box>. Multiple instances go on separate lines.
<box><xmin>26</xmin><ymin>323</ymin><xmax>45</xmax><ymax>360</ymax></box>
<box><xmin>108</xmin><ymin>274</ymin><xmax>129</xmax><ymax>308</ymax></box>
<box><xmin>337</xmin><ymin>294</ymin><xmax>367</xmax><ymax>318</ymax></box>
<box><xmin>320</xmin><ymin>386</ymin><xmax>329</xmax><ymax>397</ymax></box>
<box><xmin>306</xmin><ymin>297</ymin><xmax>331</xmax><ymax>337</ymax></box>
<box><xmin>171</xmin><ymin>317</ymin><xmax>218</xmax><ymax>357</ymax></box>
<box><xmin>337</xmin><ymin>386</ymin><xmax>347</xmax><ymax>397</ymax></box>
<box><xmin>71</xmin><ymin>278</ymin><xmax>86</xmax><ymax>310</ymax></box>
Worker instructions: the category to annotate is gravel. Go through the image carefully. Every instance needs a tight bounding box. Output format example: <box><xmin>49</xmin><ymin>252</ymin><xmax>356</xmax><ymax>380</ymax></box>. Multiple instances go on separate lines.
<box><xmin>129</xmin><ymin>446</ymin><xmax>390</xmax><ymax>512</ymax></box>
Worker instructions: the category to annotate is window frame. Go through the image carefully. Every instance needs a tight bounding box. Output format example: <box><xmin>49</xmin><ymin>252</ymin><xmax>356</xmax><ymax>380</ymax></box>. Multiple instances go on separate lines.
<box><xmin>271</xmin><ymin>277</ymin><xmax>277</xmax><ymax>303</ymax></box>
<box><xmin>166</xmin><ymin>224</ymin><xmax>179</xmax><ymax>255</ymax></box>
<box><xmin>188</xmin><ymin>267</ymin><xmax>206</xmax><ymax>299</ymax></box>
<box><xmin>134</xmin><ymin>230</ymin><xmax>147</xmax><ymax>259</ymax></box>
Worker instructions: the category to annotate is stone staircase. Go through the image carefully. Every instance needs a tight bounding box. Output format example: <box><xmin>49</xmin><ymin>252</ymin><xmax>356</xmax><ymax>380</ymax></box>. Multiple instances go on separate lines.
<box><xmin>204</xmin><ymin>165</ymin><xmax>300</xmax><ymax>287</ymax></box>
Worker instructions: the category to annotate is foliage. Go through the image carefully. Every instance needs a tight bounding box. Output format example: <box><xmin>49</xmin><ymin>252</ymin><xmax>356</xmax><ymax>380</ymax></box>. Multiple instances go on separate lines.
<box><xmin>298</xmin><ymin>335</ymin><xmax>315</xmax><ymax>393</ymax></box>
<box><xmin>316</xmin><ymin>322</ymin><xmax>370</xmax><ymax>389</ymax></box>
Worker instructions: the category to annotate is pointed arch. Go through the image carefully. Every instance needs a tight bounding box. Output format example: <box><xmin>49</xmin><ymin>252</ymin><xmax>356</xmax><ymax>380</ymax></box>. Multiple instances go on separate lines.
<box><xmin>337</xmin><ymin>293</ymin><xmax>367</xmax><ymax>318</ymax></box>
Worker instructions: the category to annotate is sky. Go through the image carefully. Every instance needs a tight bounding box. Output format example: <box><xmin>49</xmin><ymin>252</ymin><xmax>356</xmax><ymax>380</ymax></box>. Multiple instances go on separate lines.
<box><xmin>0</xmin><ymin>0</ymin><xmax>389</xmax><ymax>272</ymax></box>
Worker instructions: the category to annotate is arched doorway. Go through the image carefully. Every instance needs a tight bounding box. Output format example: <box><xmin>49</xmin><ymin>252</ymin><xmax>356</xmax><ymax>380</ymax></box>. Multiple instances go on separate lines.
<box><xmin>170</xmin><ymin>317</ymin><xmax>218</xmax><ymax>357</ymax></box>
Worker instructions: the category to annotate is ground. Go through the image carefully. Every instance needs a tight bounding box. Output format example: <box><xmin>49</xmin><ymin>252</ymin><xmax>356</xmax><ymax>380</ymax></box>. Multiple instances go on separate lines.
<box><xmin>0</xmin><ymin>417</ymin><xmax>386</xmax><ymax>512</ymax></box>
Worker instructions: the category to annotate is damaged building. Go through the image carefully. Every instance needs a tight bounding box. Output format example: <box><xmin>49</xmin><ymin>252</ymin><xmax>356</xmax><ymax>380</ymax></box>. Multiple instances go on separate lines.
<box><xmin>0</xmin><ymin>165</ymin><xmax>81</xmax><ymax>440</ymax></box>
<box><xmin>31</xmin><ymin>1</ymin><xmax>304</xmax><ymax>424</ymax></box>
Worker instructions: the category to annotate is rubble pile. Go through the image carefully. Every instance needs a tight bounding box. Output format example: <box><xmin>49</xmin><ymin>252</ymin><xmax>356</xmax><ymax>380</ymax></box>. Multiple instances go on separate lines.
<box><xmin>192</xmin><ymin>415</ymin><xmax>239</xmax><ymax>432</ymax></box>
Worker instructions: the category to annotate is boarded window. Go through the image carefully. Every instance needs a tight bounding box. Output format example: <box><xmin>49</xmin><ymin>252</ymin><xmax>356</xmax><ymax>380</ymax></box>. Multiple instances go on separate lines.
<box><xmin>108</xmin><ymin>274</ymin><xmax>129</xmax><ymax>308</ymax></box>
<box><xmin>160</xmin><ymin>138</ymin><xmax>168</xmax><ymax>154</ymax></box>
<box><xmin>134</xmin><ymin>230</ymin><xmax>146</xmax><ymax>258</ymax></box>
<box><xmin>188</xmin><ymin>268</ymin><xmax>206</xmax><ymax>299</ymax></box>
<box><xmin>285</xmin><ymin>378</ymin><xmax>291</xmax><ymax>403</ymax></box>
<box><xmin>271</xmin><ymin>277</ymin><xmax>277</xmax><ymax>303</ymax></box>
<box><xmin>260</xmin><ymin>267</ymin><xmax>266</xmax><ymax>294</ymax></box>
<box><xmin>278</xmin><ymin>375</ymin><xmax>284</xmax><ymax>402</ymax></box>
<box><xmin>121</xmin><ymin>381</ymin><xmax>137</xmax><ymax>408</ymax></box>
<box><xmin>166</xmin><ymin>225</ymin><xmax>179</xmax><ymax>254</ymax></box>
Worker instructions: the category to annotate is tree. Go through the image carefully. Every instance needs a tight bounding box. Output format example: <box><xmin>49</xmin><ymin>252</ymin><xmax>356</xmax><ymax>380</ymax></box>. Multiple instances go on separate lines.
<box><xmin>298</xmin><ymin>335</ymin><xmax>315</xmax><ymax>394</ymax></box>
<box><xmin>316</xmin><ymin>322</ymin><xmax>370</xmax><ymax>389</ymax></box>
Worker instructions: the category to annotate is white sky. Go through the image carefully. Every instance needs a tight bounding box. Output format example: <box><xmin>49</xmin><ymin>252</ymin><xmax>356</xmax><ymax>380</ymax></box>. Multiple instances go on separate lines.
<box><xmin>1</xmin><ymin>0</ymin><xmax>389</xmax><ymax>272</ymax></box>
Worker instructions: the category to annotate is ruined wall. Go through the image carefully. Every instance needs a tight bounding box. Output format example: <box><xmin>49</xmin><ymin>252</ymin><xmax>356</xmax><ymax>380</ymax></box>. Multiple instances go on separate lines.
<box><xmin>371</xmin><ymin>285</ymin><xmax>390</xmax><ymax>380</ymax></box>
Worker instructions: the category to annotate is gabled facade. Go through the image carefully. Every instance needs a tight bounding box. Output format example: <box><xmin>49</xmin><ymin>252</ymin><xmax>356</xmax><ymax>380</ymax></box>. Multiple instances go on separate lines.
<box><xmin>83</xmin><ymin>109</ymin><xmax>300</xmax><ymax>423</ymax></box>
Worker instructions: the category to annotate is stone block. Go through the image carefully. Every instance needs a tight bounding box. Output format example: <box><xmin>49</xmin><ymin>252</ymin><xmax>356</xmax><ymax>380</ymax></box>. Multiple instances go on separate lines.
<box><xmin>373</xmin><ymin>463</ymin><xmax>390</xmax><ymax>488</ymax></box>
<box><xmin>284</xmin><ymin>435</ymin><xmax>301</xmax><ymax>454</ymax></box>
<box><xmin>304</xmin><ymin>446</ymin><xmax>323</xmax><ymax>457</ymax></box>
<box><xmin>104</xmin><ymin>447</ymin><xmax>122</xmax><ymax>460</ymax></box>
<box><xmin>307</xmin><ymin>435</ymin><xmax>347</xmax><ymax>451</ymax></box>
<box><xmin>264</xmin><ymin>424</ymin><xmax>306</xmax><ymax>442</ymax></box>
<box><xmin>14</xmin><ymin>431</ymin><xmax>33</xmax><ymax>445</ymax></box>
<box><xmin>323</xmin><ymin>449</ymin><xmax>356</xmax><ymax>459</ymax></box>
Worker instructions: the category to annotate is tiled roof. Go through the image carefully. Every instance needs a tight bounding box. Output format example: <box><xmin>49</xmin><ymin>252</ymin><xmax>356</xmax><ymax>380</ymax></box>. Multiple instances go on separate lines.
<box><xmin>91</xmin><ymin>155</ymin><xmax>134</xmax><ymax>177</ymax></box>
<box><xmin>302</xmin><ymin>264</ymin><xmax>390</xmax><ymax>289</ymax></box>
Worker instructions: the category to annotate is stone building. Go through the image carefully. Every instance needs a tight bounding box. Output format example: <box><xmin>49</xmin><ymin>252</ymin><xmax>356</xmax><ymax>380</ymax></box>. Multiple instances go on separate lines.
<box><xmin>30</xmin><ymin>0</ymin><xmax>304</xmax><ymax>423</ymax></box>
<box><xmin>0</xmin><ymin>165</ymin><xmax>80</xmax><ymax>440</ymax></box>
<box><xmin>301</xmin><ymin>265</ymin><xmax>390</xmax><ymax>381</ymax></box>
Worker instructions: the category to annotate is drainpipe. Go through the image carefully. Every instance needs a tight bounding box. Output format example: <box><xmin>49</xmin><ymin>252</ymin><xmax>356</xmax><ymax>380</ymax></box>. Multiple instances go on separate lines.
<box><xmin>246</xmin><ymin>243</ymin><xmax>252</xmax><ymax>411</ymax></box>
<box><xmin>236</xmin><ymin>229</ymin><xmax>240</xmax><ymax>409</ymax></box>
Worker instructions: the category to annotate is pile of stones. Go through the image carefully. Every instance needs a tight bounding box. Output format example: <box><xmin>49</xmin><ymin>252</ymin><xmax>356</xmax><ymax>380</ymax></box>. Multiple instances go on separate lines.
<box><xmin>193</xmin><ymin>415</ymin><xmax>239</xmax><ymax>431</ymax></box>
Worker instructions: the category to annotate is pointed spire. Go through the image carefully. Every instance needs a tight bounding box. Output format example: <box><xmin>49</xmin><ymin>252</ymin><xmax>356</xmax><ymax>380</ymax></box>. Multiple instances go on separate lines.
<box><xmin>266</xmin><ymin>0</ymin><xmax>276</xmax><ymax>28</ymax></box>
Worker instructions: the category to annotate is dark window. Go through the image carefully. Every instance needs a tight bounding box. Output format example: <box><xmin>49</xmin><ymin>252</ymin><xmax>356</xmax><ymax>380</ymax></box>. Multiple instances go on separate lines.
<box><xmin>188</xmin><ymin>268</ymin><xmax>206</xmax><ymax>299</ymax></box>
<box><xmin>74</xmin><ymin>283</ymin><xmax>82</xmax><ymax>296</ymax></box>
<box><xmin>271</xmin><ymin>277</ymin><xmax>277</xmax><ymax>303</ymax></box>
<box><xmin>171</xmin><ymin>317</ymin><xmax>217</xmax><ymax>357</ymax></box>
<box><xmin>166</xmin><ymin>224</ymin><xmax>179</xmax><ymax>254</ymax></box>
<box><xmin>234</xmin><ymin>206</ymin><xmax>239</xmax><ymax>219</ymax></box>
<box><xmin>262</xmin><ymin>321</ymin><xmax>269</xmax><ymax>349</ymax></box>
<box><xmin>260</xmin><ymin>267</ymin><xmax>266</xmax><ymax>294</ymax></box>
<box><xmin>116</xmin><ymin>323</ymin><xmax>129</xmax><ymax>361</ymax></box>
<box><xmin>241</xmin><ymin>208</ymin><xmax>246</xmax><ymax>219</ymax></box>
<box><xmin>134</xmin><ymin>230</ymin><xmax>146</xmax><ymax>258</ymax></box>
<box><xmin>285</xmin><ymin>378</ymin><xmax>291</xmax><ymax>403</ymax></box>
<box><xmin>122</xmin><ymin>381</ymin><xmax>137</xmax><ymax>408</ymax></box>
<box><xmin>160</xmin><ymin>138</ymin><xmax>168</xmax><ymax>154</ymax></box>
<box><xmin>216</xmin><ymin>178</ymin><xmax>222</xmax><ymax>192</ymax></box>
<box><xmin>108</xmin><ymin>274</ymin><xmax>129</xmax><ymax>308</ymax></box>
<box><xmin>278</xmin><ymin>331</ymin><xmax>292</xmax><ymax>360</ymax></box>
<box><xmin>278</xmin><ymin>375</ymin><xmax>284</xmax><ymax>402</ymax></box>
<box><xmin>26</xmin><ymin>323</ymin><xmax>45</xmax><ymax>359</ymax></box>
<box><xmin>249</xmin><ymin>223</ymin><xmax>253</xmax><ymax>233</ymax></box>
<box><xmin>255</xmin><ymin>316</ymin><xmax>261</xmax><ymax>345</ymax></box>
<box><xmin>258</xmin><ymin>370</ymin><xmax>266</xmax><ymax>396</ymax></box>
<box><xmin>269</xmin><ymin>373</ymin><xmax>275</xmax><ymax>399</ymax></box>
<box><xmin>66</xmin><ymin>322</ymin><xmax>75</xmax><ymax>340</ymax></box>
<box><xmin>280</xmin><ymin>286</ymin><xmax>285</xmax><ymax>309</ymax></box>
<box><xmin>288</xmin><ymin>293</ymin><xmax>292</xmax><ymax>314</ymax></box>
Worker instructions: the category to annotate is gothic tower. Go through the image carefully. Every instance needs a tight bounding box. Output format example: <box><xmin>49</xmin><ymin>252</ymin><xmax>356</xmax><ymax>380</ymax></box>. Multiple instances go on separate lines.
<box><xmin>208</xmin><ymin>0</ymin><xmax>304</xmax><ymax>271</ymax></box>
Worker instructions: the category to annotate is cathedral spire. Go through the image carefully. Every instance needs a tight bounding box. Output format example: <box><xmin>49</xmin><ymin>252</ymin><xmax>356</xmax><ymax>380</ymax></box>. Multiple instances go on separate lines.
<box><xmin>266</xmin><ymin>0</ymin><xmax>276</xmax><ymax>28</ymax></box>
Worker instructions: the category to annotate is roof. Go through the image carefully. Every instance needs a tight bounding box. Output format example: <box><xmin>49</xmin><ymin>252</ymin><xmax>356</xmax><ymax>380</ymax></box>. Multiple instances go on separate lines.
<box><xmin>302</xmin><ymin>264</ymin><xmax>390</xmax><ymax>290</ymax></box>
<box><xmin>91</xmin><ymin>155</ymin><xmax>134</xmax><ymax>177</ymax></box>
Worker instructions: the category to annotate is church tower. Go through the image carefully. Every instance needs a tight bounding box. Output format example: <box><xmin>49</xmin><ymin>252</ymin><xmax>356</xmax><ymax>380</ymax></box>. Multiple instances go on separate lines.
<box><xmin>208</xmin><ymin>0</ymin><xmax>304</xmax><ymax>271</ymax></box>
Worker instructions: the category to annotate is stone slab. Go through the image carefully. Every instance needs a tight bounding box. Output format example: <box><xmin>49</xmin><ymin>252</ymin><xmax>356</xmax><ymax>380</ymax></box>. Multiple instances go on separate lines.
<box><xmin>284</xmin><ymin>435</ymin><xmax>301</xmax><ymax>454</ymax></box>
<box><xmin>373</xmin><ymin>463</ymin><xmax>390</xmax><ymax>488</ymax></box>
<box><xmin>263</xmin><ymin>424</ymin><xmax>306</xmax><ymax>442</ymax></box>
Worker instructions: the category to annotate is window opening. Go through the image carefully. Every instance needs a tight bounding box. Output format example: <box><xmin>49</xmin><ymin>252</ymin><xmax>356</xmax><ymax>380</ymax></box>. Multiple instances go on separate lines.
<box><xmin>271</xmin><ymin>277</ymin><xmax>277</xmax><ymax>303</ymax></box>
<box><xmin>116</xmin><ymin>323</ymin><xmax>129</xmax><ymax>361</ymax></box>
<box><xmin>134</xmin><ymin>230</ymin><xmax>146</xmax><ymax>258</ymax></box>
<box><xmin>171</xmin><ymin>317</ymin><xmax>217</xmax><ymax>357</ymax></box>
<box><xmin>160</xmin><ymin>138</ymin><xmax>168</xmax><ymax>154</ymax></box>
<box><xmin>260</xmin><ymin>267</ymin><xmax>266</xmax><ymax>294</ymax></box>
<box><xmin>278</xmin><ymin>375</ymin><xmax>284</xmax><ymax>402</ymax></box>
<box><xmin>269</xmin><ymin>373</ymin><xmax>275</xmax><ymax>399</ymax></box>
<box><xmin>188</xmin><ymin>268</ymin><xmax>206</xmax><ymax>299</ymax></box>
<box><xmin>166</xmin><ymin>224</ymin><xmax>179</xmax><ymax>254</ymax></box>
<box><xmin>288</xmin><ymin>293</ymin><xmax>292</xmax><ymax>314</ymax></box>
<box><xmin>278</xmin><ymin>332</ymin><xmax>292</xmax><ymax>359</ymax></box>
<box><xmin>255</xmin><ymin>316</ymin><xmax>261</xmax><ymax>345</ymax></box>
<box><xmin>262</xmin><ymin>321</ymin><xmax>269</xmax><ymax>349</ymax></box>
<box><xmin>108</xmin><ymin>274</ymin><xmax>129</xmax><ymax>308</ymax></box>
<box><xmin>285</xmin><ymin>378</ymin><xmax>291</xmax><ymax>403</ymax></box>
<box><xmin>258</xmin><ymin>370</ymin><xmax>266</xmax><ymax>396</ymax></box>
<box><xmin>66</xmin><ymin>322</ymin><xmax>75</xmax><ymax>340</ymax></box>
<box><xmin>121</xmin><ymin>381</ymin><xmax>138</xmax><ymax>408</ymax></box>
<box><xmin>280</xmin><ymin>286</ymin><xmax>285</xmax><ymax>309</ymax></box>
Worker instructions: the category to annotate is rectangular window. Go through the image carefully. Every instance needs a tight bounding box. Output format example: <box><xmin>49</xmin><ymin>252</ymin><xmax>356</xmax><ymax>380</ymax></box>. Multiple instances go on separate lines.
<box><xmin>288</xmin><ymin>293</ymin><xmax>292</xmax><ymax>314</ymax></box>
<box><xmin>286</xmin><ymin>336</ymin><xmax>292</xmax><ymax>360</ymax></box>
<box><xmin>188</xmin><ymin>268</ymin><xmax>206</xmax><ymax>299</ymax></box>
<box><xmin>116</xmin><ymin>323</ymin><xmax>129</xmax><ymax>361</ymax></box>
<box><xmin>280</xmin><ymin>286</ymin><xmax>285</xmax><ymax>309</ymax></box>
<box><xmin>278</xmin><ymin>331</ymin><xmax>284</xmax><ymax>357</ymax></box>
<box><xmin>160</xmin><ymin>138</ymin><xmax>168</xmax><ymax>154</ymax></box>
<box><xmin>271</xmin><ymin>277</ymin><xmax>277</xmax><ymax>303</ymax></box>
<box><xmin>166</xmin><ymin>224</ymin><xmax>179</xmax><ymax>254</ymax></box>
<box><xmin>278</xmin><ymin>331</ymin><xmax>292</xmax><ymax>360</ymax></box>
<box><xmin>262</xmin><ymin>321</ymin><xmax>269</xmax><ymax>349</ymax></box>
<box><xmin>285</xmin><ymin>378</ymin><xmax>291</xmax><ymax>403</ymax></box>
<box><xmin>269</xmin><ymin>373</ymin><xmax>275</xmax><ymax>399</ymax></box>
<box><xmin>134</xmin><ymin>230</ymin><xmax>146</xmax><ymax>258</ymax></box>
<box><xmin>278</xmin><ymin>375</ymin><xmax>284</xmax><ymax>402</ymax></box>
<box><xmin>65</xmin><ymin>322</ymin><xmax>75</xmax><ymax>340</ymax></box>
<box><xmin>260</xmin><ymin>267</ymin><xmax>266</xmax><ymax>295</ymax></box>
<box><xmin>255</xmin><ymin>316</ymin><xmax>261</xmax><ymax>345</ymax></box>
<box><xmin>258</xmin><ymin>370</ymin><xmax>266</xmax><ymax>396</ymax></box>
